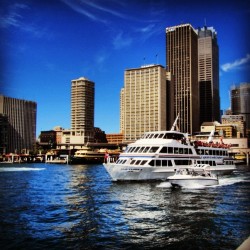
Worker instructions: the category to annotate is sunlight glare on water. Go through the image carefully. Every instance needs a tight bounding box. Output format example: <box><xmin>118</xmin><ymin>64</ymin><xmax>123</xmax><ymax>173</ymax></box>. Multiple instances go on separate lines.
<box><xmin>0</xmin><ymin>167</ymin><xmax>45</xmax><ymax>172</ymax></box>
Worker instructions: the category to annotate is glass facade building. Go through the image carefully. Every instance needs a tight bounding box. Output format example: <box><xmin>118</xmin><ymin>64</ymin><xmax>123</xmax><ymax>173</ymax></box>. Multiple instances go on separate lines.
<box><xmin>198</xmin><ymin>26</ymin><xmax>220</xmax><ymax>124</ymax></box>
<box><xmin>166</xmin><ymin>24</ymin><xmax>199</xmax><ymax>134</ymax></box>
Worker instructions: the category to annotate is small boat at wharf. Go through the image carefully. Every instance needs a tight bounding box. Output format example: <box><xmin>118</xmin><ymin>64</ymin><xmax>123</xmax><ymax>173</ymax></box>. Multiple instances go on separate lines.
<box><xmin>103</xmin><ymin>115</ymin><xmax>236</xmax><ymax>181</ymax></box>
<box><xmin>70</xmin><ymin>146</ymin><xmax>120</xmax><ymax>164</ymax></box>
<box><xmin>46</xmin><ymin>156</ymin><xmax>68</xmax><ymax>164</ymax></box>
<box><xmin>167</xmin><ymin>165</ymin><xmax>219</xmax><ymax>188</ymax></box>
<box><xmin>69</xmin><ymin>146</ymin><xmax>105</xmax><ymax>164</ymax></box>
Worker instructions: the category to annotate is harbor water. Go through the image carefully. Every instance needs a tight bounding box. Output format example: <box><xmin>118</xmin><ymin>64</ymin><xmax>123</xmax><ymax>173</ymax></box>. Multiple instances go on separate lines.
<box><xmin>0</xmin><ymin>163</ymin><xmax>249</xmax><ymax>250</ymax></box>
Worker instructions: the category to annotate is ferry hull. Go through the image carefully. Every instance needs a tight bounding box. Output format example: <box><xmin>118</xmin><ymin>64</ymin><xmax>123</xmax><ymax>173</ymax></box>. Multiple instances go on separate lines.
<box><xmin>103</xmin><ymin>163</ymin><xmax>236</xmax><ymax>181</ymax></box>
<box><xmin>104</xmin><ymin>163</ymin><xmax>176</xmax><ymax>181</ymax></box>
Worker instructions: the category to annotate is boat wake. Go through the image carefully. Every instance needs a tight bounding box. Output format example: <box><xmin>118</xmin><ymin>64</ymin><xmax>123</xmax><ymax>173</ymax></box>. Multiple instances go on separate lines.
<box><xmin>218</xmin><ymin>176</ymin><xmax>250</xmax><ymax>187</ymax></box>
<box><xmin>0</xmin><ymin>167</ymin><xmax>45</xmax><ymax>172</ymax></box>
<box><xmin>156</xmin><ymin>182</ymin><xmax>172</xmax><ymax>188</ymax></box>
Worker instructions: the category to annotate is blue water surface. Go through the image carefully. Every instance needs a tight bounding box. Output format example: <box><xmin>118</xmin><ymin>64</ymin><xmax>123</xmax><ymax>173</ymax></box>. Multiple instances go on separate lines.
<box><xmin>0</xmin><ymin>163</ymin><xmax>249</xmax><ymax>250</ymax></box>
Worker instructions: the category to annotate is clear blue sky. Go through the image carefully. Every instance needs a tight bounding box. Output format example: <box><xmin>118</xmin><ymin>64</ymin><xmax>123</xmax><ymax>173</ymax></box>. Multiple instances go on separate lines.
<box><xmin>1</xmin><ymin>0</ymin><xmax>250</xmax><ymax>138</ymax></box>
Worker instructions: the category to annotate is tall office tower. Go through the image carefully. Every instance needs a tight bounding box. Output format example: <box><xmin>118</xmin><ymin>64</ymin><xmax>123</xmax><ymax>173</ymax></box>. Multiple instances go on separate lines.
<box><xmin>71</xmin><ymin>77</ymin><xmax>94</xmax><ymax>143</ymax></box>
<box><xmin>120</xmin><ymin>88</ymin><xmax>125</xmax><ymax>133</ymax></box>
<box><xmin>231</xmin><ymin>83</ymin><xmax>250</xmax><ymax>137</ymax></box>
<box><xmin>0</xmin><ymin>114</ymin><xmax>8</xmax><ymax>154</ymax></box>
<box><xmin>166</xmin><ymin>24</ymin><xmax>199</xmax><ymax>134</ymax></box>
<box><xmin>0</xmin><ymin>95</ymin><xmax>37</xmax><ymax>154</ymax></box>
<box><xmin>121</xmin><ymin>64</ymin><xmax>167</xmax><ymax>142</ymax></box>
<box><xmin>165</xmin><ymin>71</ymin><xmax>173</xmax><ymax>130</ymax></box>
<box><xmin>198</xmin><ymin>26</ymin><xmax>220</xmax><ymax>124</ymax></box>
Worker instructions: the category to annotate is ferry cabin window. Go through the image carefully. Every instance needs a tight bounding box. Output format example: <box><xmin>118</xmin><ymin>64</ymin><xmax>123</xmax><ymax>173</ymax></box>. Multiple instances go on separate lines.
<box><xmin>197</xmin><ymin>149</ymin><xmax>228</xmax><ymax>156</ymax></box>
<box><xmin>129</xmin><ymin>147</ymin><xmax>135</xmax><ymax>153</ymax></box>
<box><xmin>130</xmin><ymin>160</ymin><xmax>136</xmax><ymax>164</ymax></box>
<box><xmin>184</xmin><ymin>148</ymin><xmax>192</xmax><ymax>154</ymax></box>
<box><xmin>130</xmin><ymin>147</ymin><xmax>136</xmax><ymax>152</ymax></box>
<box><xmin>174</xmin><ymin>160</ymin><xmax>192</xmax><ymax>165</ymax></box>
<box><xmin>149</xmin><ymin>147</ymin><xmax>159</xmax><ymax>153</ymax></box>
<box><xmin>148</xmin><ymin>160</ymin><xmax>154</xmax><ymax>166</ymax></box>
<box><xmin>117</xmin><ymin>159</ymin><xmax>127</xmax><ymax>164</ymax></box>
<box><xmin>158</xmin><ymin>134</ymin><xmax>164</xmax><ymax>138</ymax></box>
<box><xmin>163</xmin><ymin>160</ymin><xmax>172</xmax><ymax>166</ymax></box>
<box><xmin>159</xmin><ymin>147</ymin><xmax>168</xmax><ymax>153</ymax></box>
<box><xmin>127</xmin><ymin>159</ymin><xmax>148</xmax><ymax>165</ymax></box>
<box><xmin>197</xmin><ymin>160</ymin><xmax>216</xmax><ymax>166</ymax></box>
<box><xmin>163</xmin><ymin>133</ymin><xmax>184</xmax><ymax>140</ymax></box>
<box><xmin>159</xmin><ymin>147</ymin><xmax>191</xmax><ymax>154</ymax></box>
<box><xmin>134</xmin><ymin>147</ymin><xmax>140</xmax><ymax>153</ymax></box>
<box><xmin>138</xmin><ymin>147</ymin><xmax>145</xmax><ymax>153</ymax></box>
<box><xmin>148</xmin><ymin>159</ymin><xmax>172</xmax><ymax>167</ymax></box>
<box><xmin>174</xmin><ymin>148</ymin><xmax>179</xmax><ymax>154</ymax></box>
<box><xmin>155</xmin><ymin>160</ymin><xmax>161</xmax><ymax>166</ymax></box>
<box><xmin>224</xmin><ymin>160</ymin><xmax>233</xmax><ymax>165</ymax></box>
<box><xmin>143</xmin><ymin>147</ymin><xmax>150</xmax><ymax>153</ymax></box>
<box><xmin>129</xmin><ymin>147</ymin><xmax>135</xmax><ymax>152</ymax></box>
<box><xmin>126</xmin><ymin>147</ymin><xmax>133</xmax><ymax>152</ymax></box>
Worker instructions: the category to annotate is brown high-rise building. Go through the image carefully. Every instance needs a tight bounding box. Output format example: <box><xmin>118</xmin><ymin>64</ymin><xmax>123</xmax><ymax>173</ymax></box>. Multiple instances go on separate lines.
<box><xmin>70</xmin><ymin>77</ymin><xmax>95</xmax><ymax>143</ymax></box>
<box><xmin>198</xmin><ymin>26</ymin><xmax>220</xmax><ymax>124</ymax></box>
<box><xmin>0</xmin><ymin>95</ymin><xmax>37</xmax><ymax>154</ymax></box>
<box><xmin>166</xmin><ymin>24</ymin><xmax>199</xmax><ymax>134</ymax></box>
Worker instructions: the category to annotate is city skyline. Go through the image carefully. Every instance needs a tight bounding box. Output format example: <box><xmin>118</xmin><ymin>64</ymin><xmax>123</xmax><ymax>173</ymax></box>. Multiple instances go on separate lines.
<box><xmin>1</xmin><ymin>0</ymin><xmax>250</xmax><ymax>137</ymax></box>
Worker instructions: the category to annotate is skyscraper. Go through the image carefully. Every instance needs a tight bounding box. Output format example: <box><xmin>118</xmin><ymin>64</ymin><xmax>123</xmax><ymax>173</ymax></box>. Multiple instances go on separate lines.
<box><xmin>231</xmin><ymin>83</ymin><xmax>250</xmax><ymax>137</ymax></box>
<box><xmin>120</xmin><ymin>88</ymin><xmax>125</xmax><ymax>133</ymax></box>
<box><xmin>166</xmin><ymin>24</ymin><xmax>199</xmax><ymax>134</ymax></box>
<box><xmin>71</xmin><ymin>77</ymin><xmax>94</xmax><ymax>144</ymax></box>
<box><xmin>0</xmin><ymin>95</ymin><xmax>37</xmax><ymax>154</ymax></box>
<box><xmin>121</xmin><ymin>64</ymin><xmax>167</xmax><ymax>142</ymax></box>
<box><xmin>198</xmin><ymin>26</ymin><xmax>220</xmax><ymax>124</ymax></box>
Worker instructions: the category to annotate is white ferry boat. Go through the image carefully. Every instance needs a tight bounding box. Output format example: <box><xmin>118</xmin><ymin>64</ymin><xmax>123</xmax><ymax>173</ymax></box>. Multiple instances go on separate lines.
<box><xmin>103</xmin><ymin>117</ymin><xmax>236</xmax><ymax>181</ymax></box>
